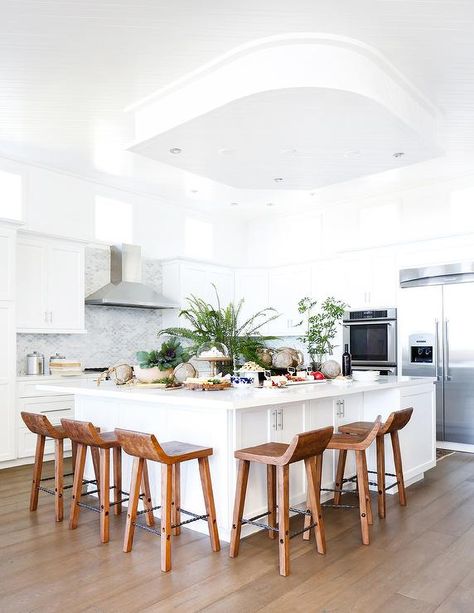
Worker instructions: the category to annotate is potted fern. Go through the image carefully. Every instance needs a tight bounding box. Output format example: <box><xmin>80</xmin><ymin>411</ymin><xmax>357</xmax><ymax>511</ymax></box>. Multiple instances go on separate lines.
<box><xmin>158</xmin><ymin>285</ymin><xmax>280</xmax><ymax>373</ymax></box>
<box><xmin>135</xmin><ymin>339</ymin><xmax>190</xmax><ymax>383</ymax></box>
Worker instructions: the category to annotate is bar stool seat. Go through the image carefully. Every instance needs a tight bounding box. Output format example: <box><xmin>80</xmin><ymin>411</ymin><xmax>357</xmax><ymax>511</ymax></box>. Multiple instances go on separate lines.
<box><xmin>337</xmin><ymin>408</ymin><xmax>414</xmax><ymax>518</ymax></box>
<box><xmin>21</xmin><ymin>412</ymin><xmax>81</xmax><ymax>522</ymax></box>
<box><xmin>115</xmin><ymin>428</ymin><xmax>220</xmax><ymax>573</ymax></box>
<box><xmin>61</xmin><ymin>419</ymin><xmax>130</xmax><ymax>544</ymax></box>
<box><xmin>231</xmin><ymin>426</ymin><xmax>333</xmax><ymax>577</ymax></box>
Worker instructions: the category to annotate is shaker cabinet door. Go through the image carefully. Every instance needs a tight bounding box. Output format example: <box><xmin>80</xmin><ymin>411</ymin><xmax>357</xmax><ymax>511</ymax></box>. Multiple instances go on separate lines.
<box><xmin>16</xmin><ymin>239</ymin><xmax>49</xmax><ymax>329</ymax></box>
<box><xmin>48</xmin><ymin>243</ymin><xmax>84</xmax><ymax>331</ymax></box>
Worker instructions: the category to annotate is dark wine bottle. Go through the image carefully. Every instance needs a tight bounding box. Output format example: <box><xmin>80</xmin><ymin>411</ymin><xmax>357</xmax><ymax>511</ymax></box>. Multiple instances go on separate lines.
<box><xmin>342</xmin><ymin>344</ymin><xmax>352</xmax><ymax>376</ymax></box>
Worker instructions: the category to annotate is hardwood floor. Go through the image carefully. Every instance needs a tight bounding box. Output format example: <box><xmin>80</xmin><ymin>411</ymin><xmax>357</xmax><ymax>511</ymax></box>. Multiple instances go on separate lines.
<box><xmin>1</xmin><ymin>454</ymin><xmax>474</xmax><ymax>612</ymax></box>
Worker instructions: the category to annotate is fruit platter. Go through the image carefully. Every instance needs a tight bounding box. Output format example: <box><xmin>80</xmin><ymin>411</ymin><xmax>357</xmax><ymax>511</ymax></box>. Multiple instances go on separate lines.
<box><xmin>184</xmin><ymin>377</ymin><xmax>232</xmax><ymax>391</ymax></box>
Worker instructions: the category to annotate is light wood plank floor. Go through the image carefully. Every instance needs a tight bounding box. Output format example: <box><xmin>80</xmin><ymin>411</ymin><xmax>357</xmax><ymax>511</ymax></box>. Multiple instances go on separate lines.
<box><xmin>1</xmin><ymin>454</ymin><xmax>474</xmax><ymax>612</ymax></box>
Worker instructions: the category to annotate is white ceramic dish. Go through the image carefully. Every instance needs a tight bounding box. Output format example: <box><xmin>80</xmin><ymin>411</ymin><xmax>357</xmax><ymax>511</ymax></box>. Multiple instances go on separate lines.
<box><xmin>351</xmin><ymin>370</ymin><xmax>380</xmax><ymax>382</ymax></box>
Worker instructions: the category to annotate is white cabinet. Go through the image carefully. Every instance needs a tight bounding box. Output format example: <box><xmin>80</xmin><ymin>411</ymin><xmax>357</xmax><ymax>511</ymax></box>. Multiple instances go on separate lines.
<box><xmin>16</xmin><ymin>235</ymin><xmax>85</xmax><ymax>333</ymax></box>
<box><xmin>161</xmin><ymin>259</ymin><xmax>234</xmax><ymax>329</ymax></box>
<box><xmin>267</xmin><ymin>265</ymin><xmax>311</xmax><ymax>336</ymax></box>
<box><xmin>234</xmin><ymin>269</ymin><xmax>271</xmax><ymax>332</ymax></box>
<box><xmin>0</xmin><ymin>302</ymin><xmax>15</xmax><ymax>462</ymax></box>
<box><xmin>0</xmin><ymin>226</ymin><xmax>15</xmax><ymax>301</ymax></box>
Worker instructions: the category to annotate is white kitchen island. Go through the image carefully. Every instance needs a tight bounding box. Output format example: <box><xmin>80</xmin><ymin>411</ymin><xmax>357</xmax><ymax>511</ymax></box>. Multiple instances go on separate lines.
<box><xmin>41</xmin><ymin>376</ymin><xmax>435</xmax><ymax>542</ymax></box>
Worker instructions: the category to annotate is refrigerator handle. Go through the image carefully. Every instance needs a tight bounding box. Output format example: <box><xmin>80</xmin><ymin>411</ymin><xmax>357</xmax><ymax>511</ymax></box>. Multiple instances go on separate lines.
<box><xmin>435</xmin><ymin>319</ymin><xmax>440</xmax><ymax>381</ymax></box>
<box><xmin>444</xmin><ymin>319</ymin><xmax>452</xmax><ymax>381</ymax></box>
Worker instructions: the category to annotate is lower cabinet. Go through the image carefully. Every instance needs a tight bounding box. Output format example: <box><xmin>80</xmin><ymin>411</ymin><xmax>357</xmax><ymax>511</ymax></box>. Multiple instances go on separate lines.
<box><xmin>17</xmin><ymin>394</ymin><xmax>74</xmax><ymax>459</ymax></box>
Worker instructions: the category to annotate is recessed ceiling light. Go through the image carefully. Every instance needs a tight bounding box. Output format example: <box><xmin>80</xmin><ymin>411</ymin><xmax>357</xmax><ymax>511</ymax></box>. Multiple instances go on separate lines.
<box><xmin>266</xmin><ymin>202</ymin><xmax>276</xmax><ymax>207</ymax></box>
<box><xmin>230</xmin><ymin>202</ymin><xmax>239</xmax><ymax>207</ymax></box>
<box><xmin>218</xmin><ymin>148</ymin><xmax>235</xmax><ymax>155</ymax></box>
<box><xmin>169</xmin><ymin>147</ymin><xmax>182</xmax><ymax>154</ymax></box>
<box><xmin>393</xmin><ymin>152</ymin><xmax>405</xmax><ymax>158</ymax></box>
<box><xmin>274</xmin><ymin>177</ymin><xmax>284</xmax><ymax>183</ymax></box>
<box><xmin>309</xmin><ymin>192</ymin><xmax>316</xmax><ymax>197</ymax></box>
<box><xmin>343</xmin><ymin>150</ymin><xmax>360</xmax><ymax>158</ymax></box>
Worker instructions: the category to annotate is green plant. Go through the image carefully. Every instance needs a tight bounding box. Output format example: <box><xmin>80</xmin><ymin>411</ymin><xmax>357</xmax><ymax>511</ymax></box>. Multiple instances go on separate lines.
<box><xmin>158</xmin><ymin>285</ymin><xmax>280</xmax><ymax>370</ymax></box>
<box><xmin>136</xmin><ymin>338</ymin><xmax>191</xmax><ymax>370</ymax></box>
<box><xmin>297</xmin><ymin>296</ymin><xmax>348</xmax><ymax>366</ymax></box>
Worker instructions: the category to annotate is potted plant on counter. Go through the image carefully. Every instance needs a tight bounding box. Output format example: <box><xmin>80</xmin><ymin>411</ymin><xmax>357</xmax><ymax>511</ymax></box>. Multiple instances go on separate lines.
<box><xmin>297</xmin><ymin>296</ymin><xmax>347</xmax><ymax>370</ymax></box>
<box><xmin>158</xmin><ymin>285</ymin><xmax>280</xmax><ymax>373</ymax></box>
<box><xmin>135</xmin><ymin>338</ymin><xmax>191</xmax><ymax>383</ymax></box>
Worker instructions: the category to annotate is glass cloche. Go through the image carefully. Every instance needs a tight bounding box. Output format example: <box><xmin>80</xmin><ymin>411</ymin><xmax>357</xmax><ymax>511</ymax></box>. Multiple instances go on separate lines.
<box><xmin>196</xmin><ymin>341</ymin><xmax>229</xmax><ymax>360</ymax></box>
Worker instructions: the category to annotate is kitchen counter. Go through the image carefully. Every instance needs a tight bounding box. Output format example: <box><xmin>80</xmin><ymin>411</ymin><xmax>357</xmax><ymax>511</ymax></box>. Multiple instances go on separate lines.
<box><xmin>40</xmin><ymin>376</ymin><xmax>436</xmax><ymax>541</ymax></box>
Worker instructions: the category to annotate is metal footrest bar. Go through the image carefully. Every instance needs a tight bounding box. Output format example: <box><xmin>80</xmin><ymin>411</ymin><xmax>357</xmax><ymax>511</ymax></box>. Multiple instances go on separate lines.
<box><xmin>385</xmin><ymin>481</ymin><xmax>400</xmax><ymax>491</ymax></box>
<box><xmin>174</xmin><ymin>509</ymin><xmax>209</xmax><ymax>528</ymax></box>
<box><xmin>367</xmin><ymin>470</ymin><xmax>396</xmax><ymax>478</ymax></box>
<box><xmin>322</xmin><ymin>503</ymin><xmax>359</xmax><ymax>509</ymax></box>
<box><xmin>77</xmin><ymin>501</ymin><xmax>101</xmax><ymax>513</ymax></box>
<box><xmin>289</xmin><ymin>506</ymin><xmax>311</xmax><ymax>516</ymax></box>
<box><xmin>38</xmin><ymin>486</ymin><xmax>55</xmax><ymax>495</ymax></box>
<box><xmin>290</xmin><ymin>522</ymin><xmax>318</xmax><ymax>539</ymax></box>
<box><xmin>241</xmin><ymin>518</ymin><xmax>278</xmax><ymax>531</ymax></box>
<box><xmin>133</xmin><ymin>522</ymin><xmax>162</xmax><ymax>536</ymax></box>
<box><xmin>136</xmin><ymin>505</ymin><xmax>161</xmax><ymax>516</ymax></box>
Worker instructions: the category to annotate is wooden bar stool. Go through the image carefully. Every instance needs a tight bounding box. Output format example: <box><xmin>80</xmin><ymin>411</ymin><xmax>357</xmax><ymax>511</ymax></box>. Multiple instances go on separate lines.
<box><xmin>304</xmin><ymin>417</ymin><xmax>382</xmax><ymax>546</ymax></box>
<box><xmin>337</xmin><ymin>407</ymin><xmax>414</xmax><ymax>518</ymax></box>
<box><xmin>61</xmin><ymin>418</ymin><xmax>127</xmax><ymax>543</ymax></box>
<box><xmin>230</xmin><ymin>426</ymin><xmax>333</xmax><ymax>577</ymax></box>
<box><xmin>115</xmin><ymin>428</ymin><xmax>220</xmax><ymax>573</ymax></box>
<box><xmin>21</xmin><ymin>411</ymin><xmax>85</xmax><ymax>522</ymax></box>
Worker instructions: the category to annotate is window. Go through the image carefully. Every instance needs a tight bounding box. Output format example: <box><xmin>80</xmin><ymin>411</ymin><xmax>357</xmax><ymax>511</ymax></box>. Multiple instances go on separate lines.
<box><xmin>95</xmin><ymin>196</ymin><xmax>133</xmax><ymax>243</ymax></box>
<box><xmin>0</xmin><ymin>169</ymin><xmax>23</xmax><ymax>220</ymax></box>
<box><xmin>185</xmin><ymin>217</ymin><xmax>213</xmax><ymax>259</ymax></box>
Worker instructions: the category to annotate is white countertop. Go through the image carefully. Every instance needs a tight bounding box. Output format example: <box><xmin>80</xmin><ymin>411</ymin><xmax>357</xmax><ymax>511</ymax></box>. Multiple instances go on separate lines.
<box><xmin>39</xmin><ymin>376</ymin><xmax>435</xmax><ymax>411</ymax></box>
<box><xmin>18</xmin><ymin>372</ymin><xmax>100</xmax><ymax>382</ymax></box>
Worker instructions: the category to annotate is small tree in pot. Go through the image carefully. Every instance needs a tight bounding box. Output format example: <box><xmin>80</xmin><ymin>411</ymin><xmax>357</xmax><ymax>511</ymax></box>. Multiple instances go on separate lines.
<box><xmin>297</xmin><ymin>296</ymin><xmax>348</xmax><ymax>370</ymax></box>
<box><xmin>135</xmin><ymin>339</ymin><xmax>191</xmax><ymax>383</ymax></box>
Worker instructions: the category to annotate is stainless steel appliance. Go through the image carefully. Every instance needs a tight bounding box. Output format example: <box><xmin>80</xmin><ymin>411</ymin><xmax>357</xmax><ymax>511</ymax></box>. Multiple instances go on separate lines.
<box><xmin>343</xmin><ymin>308</ymin><xmax>397</xmax><ymax>372</ymax></box>
<box><xmin>400</xmin><ymin>262</ymin><xmax>474</xmax><ymax>445</ymax></box>
<box><xmin>26</xmin><ymin>352</ymin><xmax>45</xmax><ymax>375</ymax></box>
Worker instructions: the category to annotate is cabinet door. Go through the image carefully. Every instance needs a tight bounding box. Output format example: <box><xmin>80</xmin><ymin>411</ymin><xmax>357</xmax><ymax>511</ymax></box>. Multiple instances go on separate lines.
<box><xmin>0</xmin><ymin>226</ymin><xmax>15</xmax><ymax>301</ymax></box>
<box><xmin>234</xmin><ymin>269</ymin><xmax>270</xmax><ymax>333</ymax></box>
<box><xmin>307</xmin><ymin>398</ymin><xmax>335</xmax><ymax>491</ymax></box>
<box><xmin>335</xmin><ymin>393</ymin><xmax>363</xmax><ymax>479</ymax></box>
<box><xmin>16</xmin><ymin>239</ymin><xmax>48</xmax><ymax>329</ymax></box>
<box><xmin>48</xmin><ymin>243</ymin><xmax>85</xmax><ymax>331</ymax></box>
<box><xmin>277</xmin><ymin>403</ymin><xmax>306</xmax><ymax>501</ymax></box>
<box><xmin>267</xmin><ymin>266</ymin><xmax>311</xmax><ymax>336</ymax></box>
<box><xmin>367</xmin><ymin>252</ymin><xmax>397</xmax><ymax>308</ymax></box>
<box><xmin>207</xmin><ymin>268</ymin><xmax>234</xmax><ymax>307</ymax></box>
<box><xmin>0</xmin><ymin>303</ymin><xmax>15</xmax><ymax>461</ymax></box>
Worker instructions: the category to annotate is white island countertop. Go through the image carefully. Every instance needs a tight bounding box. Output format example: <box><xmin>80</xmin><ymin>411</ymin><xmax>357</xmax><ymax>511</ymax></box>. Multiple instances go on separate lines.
<box><xmin>39</xmin><ymin>376</ymin><xmax>434</xmax><ymax>411</ymax></box>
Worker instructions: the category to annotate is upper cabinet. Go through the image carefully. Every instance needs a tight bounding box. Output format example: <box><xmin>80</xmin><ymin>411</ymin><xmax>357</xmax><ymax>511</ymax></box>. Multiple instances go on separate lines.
<box><xmin>267</xmin><ymin>265</ymin><xmax>311</xmax><ymax>336</ymax></box>
<box><xmin>161</xmin><ymin>259</ymin><xmax>234</xmax><ymax>330</ymax></box>
<box><xmin>16</xmin><ymin>235</ymin><xmax>85</xmax><ymax>333</ymax></box>
<box><xmin>234</xmin><ymin>269</ymin><xmax>270</xmax><ymax>332</ymax></box>
<box><xmin>0</xmin><ymin>225</ymin><xmax>16</xmax><ymax>301</ymax></box>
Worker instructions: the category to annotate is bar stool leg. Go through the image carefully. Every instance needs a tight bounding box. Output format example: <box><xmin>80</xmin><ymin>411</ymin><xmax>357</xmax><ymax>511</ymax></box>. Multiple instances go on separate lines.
<box><xmin>267</xmin><ymin>465</ymin><xmax>277</xmax><ymax>540</ymax></box>
<box><xmin>229</xmin><ymin>459</ymin><xmax>250</xmax><ymax>558</ymax></box>
<box><xmin>355</xmin><ymin>450</ymin><xmax>370</xmax><ymax>545</ymax></box>
<box><xmin>113</xmin><ymin>446</ymin><xmax>122</xmax><ymax>515</ymax></box>
<box><xmin>99</xmin><ymin>448</ymin><xmax>110</xmax><ymax>543</ymax></box>
<box><xmin>334</xmin><ymin>450</ymin><xmax>347</xmax><ymax>505</ymax></box>
<box><xmin>376</xmin><ymin>435</ymin><xmax>386</xmax><ymax>518</ymax></box>
<box><xmin>277</xmin><ymin>464</ymin><xmax>290</xmax><ymax>577</ymax></box>
<box><xmin>70</xmin><ymin>443</ymin><xmax>87</xmax><ymax>529</ymax></box>
<box><xmin>30</xmin><ymin>434</ymin><xmax>46</xmax><ymax>512</ymax></box>
<box><xmin>391</xmin><ymin>430</ymin><xmax>407</xmax><ymax>506</ymax></box>
<box><xmin>171</xmin><ymin>463</ymin><xmax>180</xmax><ymax>535</ymax></box>
<box><xmin>161</xmin><ymin>463</ymin><xmax>173</xmax><ymax>572</ymax></box>
<box><xmin>54</xmin><ymin>438</ymin><xmax>64</xmax><ymax>522</ymax></box>
<box><xmin>142</xmin><ymin>460</ymin><xmax>155</xmax><ymax>527</ymax></box>
<box><xmin>91</xmin><ymin>447</ymin><xmax>101</xmax><ymax>491</ymax></box>
<box><xmin>361</xmin><ymin>451</ymin><xmax>373</xmax><ymax>525</ymax></box>
<box><xmin>71</xmin><ymin>440</ymin><xmax>77</xmax><ymax>475</ymax></box>
<box><xmin>198</xmin><ymin>457</ymin><xmax>220</xmax><ymax>552</ymax></box>
<box><xmin>123</xmin><ymin>457</ymin><xmax>144</xmax><ymax>552</ymax></box>
<box><xmin>304</xmin><ymin>456</ymin><xmax>326</xmax><ymax>554</ymax></box>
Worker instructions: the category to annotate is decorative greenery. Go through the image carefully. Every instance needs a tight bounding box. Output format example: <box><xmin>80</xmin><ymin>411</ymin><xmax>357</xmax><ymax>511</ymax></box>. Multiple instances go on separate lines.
<box><xmin>297</xmin><ymin>296</ymin><xmax>348</xmax><ymax>366</ymax></box>
<box><xmin>136</xmin><ymin>338</ymin><xmax>191</xmax><ymax>370</ymax></box>
<box><xmin>158</xmin><ymin>285</ymin><xmax>280</xmax><ymax>370</ymax></box>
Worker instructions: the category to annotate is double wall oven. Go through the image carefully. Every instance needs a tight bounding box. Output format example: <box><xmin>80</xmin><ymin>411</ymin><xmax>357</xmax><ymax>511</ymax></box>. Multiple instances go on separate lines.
<box><xmin>342</xmin><ymin>308</ymin><xmax>398</xmax><ymax>374</ymax></box>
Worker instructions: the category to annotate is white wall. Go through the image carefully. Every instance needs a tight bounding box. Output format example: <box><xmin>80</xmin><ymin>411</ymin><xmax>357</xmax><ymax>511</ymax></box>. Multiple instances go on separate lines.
<box><xmin>246</xmin><ymin>174</ymin><xmax>474</xmax><ymax>267</ymax></box>
<box><xmin>0</xmin><ymin>156</ymin><xmax>247</xmax><ymax>266</ymax></box>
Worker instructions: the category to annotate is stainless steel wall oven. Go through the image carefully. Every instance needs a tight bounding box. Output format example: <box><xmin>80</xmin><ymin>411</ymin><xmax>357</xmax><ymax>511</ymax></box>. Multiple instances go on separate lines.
<box><xmin>342</xmin><ymin>308</ymin><xmax>397</xmax><ymax>369</ymax></box>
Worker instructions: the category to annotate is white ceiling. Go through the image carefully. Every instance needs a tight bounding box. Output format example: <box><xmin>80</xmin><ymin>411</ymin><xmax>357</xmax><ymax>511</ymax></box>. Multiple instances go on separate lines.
<box><xmin>1</xmin><ymin>0</ymin><xmax>474</xmax><ymax>214</ymax></box>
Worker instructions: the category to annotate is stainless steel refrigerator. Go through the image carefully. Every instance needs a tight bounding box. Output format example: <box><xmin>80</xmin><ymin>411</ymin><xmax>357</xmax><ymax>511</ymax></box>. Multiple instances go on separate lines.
<box><xmin>400</xmin><ymin>262</ymin><xmax>474</xmax><ymax>444</ymax></box>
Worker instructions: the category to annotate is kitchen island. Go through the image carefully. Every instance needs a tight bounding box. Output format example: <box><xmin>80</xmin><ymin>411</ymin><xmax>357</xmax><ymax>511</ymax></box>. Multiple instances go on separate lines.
<box><xmin>41</xmin><ymin>376</ymin><xmax>435</xmax><ymax>542</ymax></box>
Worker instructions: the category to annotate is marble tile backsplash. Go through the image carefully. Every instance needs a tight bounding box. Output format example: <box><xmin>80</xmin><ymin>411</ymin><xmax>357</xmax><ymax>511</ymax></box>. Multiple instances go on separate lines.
<box><xmin>16</xmin><ymin>247</ymin><xmax>164</xmax><ymax>374</ymax></box>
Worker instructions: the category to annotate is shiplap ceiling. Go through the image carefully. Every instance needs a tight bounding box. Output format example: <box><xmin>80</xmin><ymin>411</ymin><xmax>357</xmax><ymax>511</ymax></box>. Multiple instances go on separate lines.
<box><xmin>0</xmin><ymin>0</ymin><xmax>474</xmax><ymax>213</ymax></box>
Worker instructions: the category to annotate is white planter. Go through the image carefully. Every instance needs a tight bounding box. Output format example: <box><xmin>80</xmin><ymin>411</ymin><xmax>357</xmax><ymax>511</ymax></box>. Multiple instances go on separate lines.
<box><xmin>134</xmin><ymin>365</ymin><xmax>173</xmax><ymax>383</ymax></box>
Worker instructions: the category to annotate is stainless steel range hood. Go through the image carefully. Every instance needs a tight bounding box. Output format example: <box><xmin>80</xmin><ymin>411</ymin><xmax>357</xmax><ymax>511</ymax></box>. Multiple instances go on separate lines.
<box><xmin>85</xmin><ymin>244</ymin><xmax>178</xmax><ymax>309</ymax></box>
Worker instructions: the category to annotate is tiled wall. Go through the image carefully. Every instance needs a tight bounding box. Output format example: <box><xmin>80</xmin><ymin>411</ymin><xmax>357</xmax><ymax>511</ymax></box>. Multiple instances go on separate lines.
<box><xmin>16</xmin><ymin>247</ymin><xmax>163</xmax><ymax>374</ymax></box>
